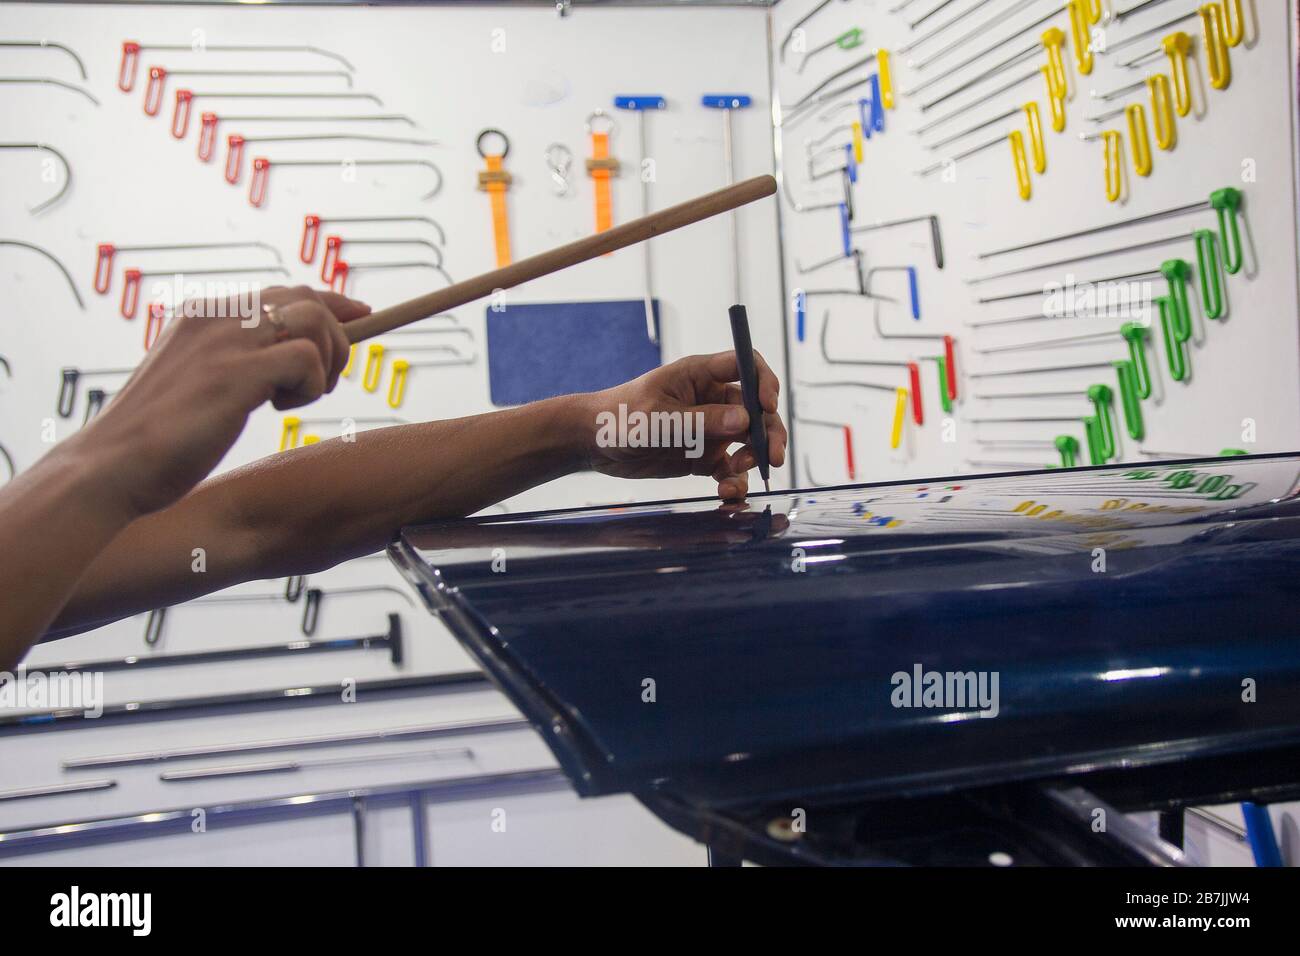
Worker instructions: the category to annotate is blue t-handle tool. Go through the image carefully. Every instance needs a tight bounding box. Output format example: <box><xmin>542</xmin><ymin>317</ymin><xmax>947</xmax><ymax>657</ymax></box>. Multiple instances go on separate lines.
<box><xmin>614</xmin><ymin>94</ymin><xmax>668</xmax><ymax>343</ymax></box>
<box><xmin>702</xmin><ymin>93</ymin><xmax>753</xmax><ymax>302</ymax></box>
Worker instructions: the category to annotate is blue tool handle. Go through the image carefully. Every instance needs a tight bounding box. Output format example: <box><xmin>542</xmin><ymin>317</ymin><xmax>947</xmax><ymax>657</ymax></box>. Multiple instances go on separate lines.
<box><xmin>614</xmin><ymin>95</ymin><xmax>667</xmax><ymax>111</ymax></box>
<box><xmin>858</xmin><ymin>98</ymin><xmax>873</xmax><ymax>140</ymax></box>
<box><xmin>907</xmin><ymin>266</ymin><xmax>920</xmax><ymax>320</ymax></box>
<box><xmin>701</xmin><ymin>94</ymin><xmax>752</xmax><ymax>109</ymax></box>
<box><xmin>728</xmin><ymin>304</ymin><xmax>770</xmax><ymax>485</ymax></box>
<box><xmin>839</xmin><ymin>204</ymin><xmax>852</xmax><ymax>257</ymax></box>
<box><xmin>795</xmin><ymin>290</ymin><xmax>806</xmax><ymax>342</ymax></box>
<box><xmin>868</xmin><ymin>74</ymin><xmax>885</xmax><ymax>132</ymax></box>
<box><xmin>844</xmin><ymin>144</ymin><xmax>858</xmax><ymax>183</ymax></box>
<box><xmin>1241</xmin><ymin>803</ymin><xmax>1284</xmax><ymax>867</ymax></box>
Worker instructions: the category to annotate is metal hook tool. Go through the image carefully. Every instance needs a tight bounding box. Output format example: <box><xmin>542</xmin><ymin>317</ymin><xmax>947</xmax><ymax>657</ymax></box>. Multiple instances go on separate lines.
<box><xmin>851</xmin><ymin>214</ymin><xmax>945</xmax><ymax>269</ymax></box>
<box><xmin>817</xmin><ymin>309</ymin><xmax>926</xmax><ymax>425</ymax></box>
<box><xmin>118</xmin><ymin>40</ymin><xmax>355</xmax><ymax>92</ymax></box>
<box><xmin>248</xmin><ymin>157</ymin><xmax>442</xmax><ymax>208</ymax></box>
<box><xmin>223</xmin><ymin>132</ymin><xmax>436</xmax><ymax>184</ymax></box>
<box><xmin>328</xmin><ymin>259</ymin><xmax>453</xmax><ymax>296</ymax></box>
<box><xmin>0</xmin><ymin>76</ymin><xmax>98</xmax><ymax>105</ymax></box>
<box><xmin>94</xmin><ymin>240</ymin><xmax>281</xmax><ymax>295</ymax></box>
<box><xmin>545</xmin><ymin>142</ymin><xmax>573</xmax><ymax>196</ymax></box>
<box><xmin>0</xmin><ymin>142</ymin><xmax>71</xmax><ymax>213</ymax></box>
<box><xmin>0</xmin><ymin>39</ymin><xmax>87</xmax><ymax>79</ymax></box>
<box><xmin>320</xmin><ymin>236</ymin><xmax>444</xmax><ymax>283</ymax></box>
<box><xmin>0</xmin><ymin>239</ymin><xmax>83</xmax><ymax>308</ymax></box>
<box><xmin>798</xmin><ymin>380</ymin><xmax>912</xmax><ymax>450</ymax></box>
<box><xmin>118</xmin><ymin>264</ymin><xmax>290</xmax><ymax>319</ymax></box>
<box><xmin>614</xmin><ymin>95</ymin><xmax>667</xmax><ymax>344</ymax></box>
<box><xmin>57</xmin><ymin>366</ymin><xmax>134</xmax><ymax>418</ymax></box>
<box><xmin>778</xmin><ymin>0</ymin><xmax>851</xmax><ymax>64</ymax></box>
<box><xmin>143</xmin><ymin>66</ymin><xmax>353</xmax><ymax>115</ymax></box>
<box><xmin>300</xmin><ymin>214</ymin><xmax>446</xmax><ymax>263</ymax></box>
<box><xmin>170</xmin><ymin>89</ymin><xmax>383</xmax><ymax>138</ymax></box>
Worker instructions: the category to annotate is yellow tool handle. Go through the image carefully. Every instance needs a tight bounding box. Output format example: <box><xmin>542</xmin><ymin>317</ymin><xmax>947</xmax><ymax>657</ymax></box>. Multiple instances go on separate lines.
<box><xmin>851</xmin><ymin>121</ymin><xmax>864</xmax><ymax>163</ymax></box>
<box><xmin>1221</xmin><ymin>0</ymin><xmax>1244</xmax><ymax>46</ymax></box>
<box><xmin>387</xmin><ymin>360</ymin><xmax>410</xmax><ymax>409</ymax></box>
<box><xmin>1100</xmin><ymin>130</ymin><xmax>1122</xmax><ymax>203</ymax></box>
<box><xmin>279</xmin><ymin>416</ymin><xmax>301</xmax><ymax>452</ymax></box>
<box><xmin>878</xmin><ymin>49</ymin><xmax>895</xmax><ymax>109</ymax></box>
<box><xmin>1199</xmin><ymin>4</ymin><xmax>1233</xmax><ymax>90</ymax></box>
<box><xmin>1010</xmin><ymin>131</ymin><xmax>1033</xmax><ymax>202</ymax></box>
<box><xmin>1042</xmin><ymin>28</ymin><xmax>1068</xmax><ymax>99</ymax></box>
<box><xmin>1067</xmin><ymin>0</ymin><xmax>1094</xmax><ymax>76</ymax></box>
<box><xmin>1127</xmin><ymin>103</ymin><xmax>1153</xmax><ymax>177</ymax></box>
<box><xmin>891</xmin><ymin>388</ymin><xmax>907</xmax><ymax>450</ymax></box>
<box><xmin>1160</xmin><ymin>33</ymin><xmax>1193</xmax><ymax>116</ymax></box>
<box><xmin>362</xmin><ymin>343</ymin><xmax>385</xmax><ymax>392</ymax></box>
<box><xmin>1042</xmin><ymin>66</ymin><xmax>1067</xmax><ymax>132</ymax></box>
<box><xmin>1023</xmin><ymin>101</ymin><xmax>1046</xmax><ymax>173</ymax></box>
<box><xmin>1147</xmin><ymin>74</ymin><xmax>1177</xmax><ymax>151</ymax></box>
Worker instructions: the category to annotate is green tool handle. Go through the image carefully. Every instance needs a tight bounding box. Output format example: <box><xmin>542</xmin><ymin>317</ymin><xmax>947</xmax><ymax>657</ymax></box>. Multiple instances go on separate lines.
<box><xmin>1121</xmin><ymin>322</ymin><xmax>1152</xmax><ymax>399</ymax></box>
<box><xmin>1113</xmin><ymin>360</ymin><xmax>1145</xmax><ymax>441</ymax></box>
<box><xmin>1088</xmin><ymin>384</ymin><xmax>1116</xmax><ymax>461</ymax></box>
<box><xmin>1194</xmin><ymin>229</ymin><xmax>1225</xmax><ymax>320</ymax></box>
<box><xmin>1055</xmin><ymin>435</ymin><xmax>1079</xmax><ymax>468</ymax></box>
<box><xmin>1160</xmin><ymin>258</ymin><xmax>1193</xmax><ymax>340</ymax></box>
<box><xmin>930</xmin><ymin>356</ymin><xmax>953</xmax><ymax>414</ymax></box>
<box><xmin>1157</xmin><ymin>296</ymin><xmax>1189</xmax><ymax>382</ymax></box>
<box><xmin>1210</xmin><ymin>187</ymin><xmax>1244</xmax><ymax>275</ymax></box>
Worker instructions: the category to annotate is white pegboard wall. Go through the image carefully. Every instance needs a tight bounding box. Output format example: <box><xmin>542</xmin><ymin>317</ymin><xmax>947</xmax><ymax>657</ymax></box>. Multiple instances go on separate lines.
<box><xmin>0</xmin><ymin>1</ymin><xmax>778</xmax><ymax>864</ymax></box>
<box><xmin>773</xmin><ymin>0</ymin><xmax>1300</xmax><ymax>485</ymax></box>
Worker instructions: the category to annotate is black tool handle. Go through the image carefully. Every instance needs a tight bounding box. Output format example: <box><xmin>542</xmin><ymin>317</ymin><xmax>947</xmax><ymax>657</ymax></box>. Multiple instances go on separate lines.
<box><xmin>727</xmin><ymin>304</ymin><xmax>770</xmax><ymax>485</ymax></box>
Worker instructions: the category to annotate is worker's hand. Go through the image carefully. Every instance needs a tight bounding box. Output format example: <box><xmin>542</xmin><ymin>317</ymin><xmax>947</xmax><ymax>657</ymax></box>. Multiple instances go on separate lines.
<box><xmin>74</xmin><ymin>286</ymin><xmax>370</xmax><ymax>519</ymax></box>
<box><xmin>581</xmin><ymin>350</ymin><xmax>787</xmax><ymax>500</ymax></box>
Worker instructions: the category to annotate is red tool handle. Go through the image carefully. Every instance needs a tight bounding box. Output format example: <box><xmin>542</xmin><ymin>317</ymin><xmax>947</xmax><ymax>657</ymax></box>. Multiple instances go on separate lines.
<box><xmin>94</xmin><ymin>243</ymin><xmax>116</xmax><ymax>294</ymax></box>
<box><xmin>322</xmin><ymin>236</ymin><xmax>344</xmax><ymax>282</ymax></box>
<box><xmin>121</xmin><ymin>268</ymin><xmax>142</xmax><ymax>319</ymax></box>
<box><xmin>144</xmin><ymin>302</ymin><xmax>167</xmax><ymax>350</ymax></box>
<box><xmin>118</xmin><ymin>41</ymin><xmax>140</xmax><ymax>92</ymax></box>
<box><xmin>908</xmin><ymin>362</ymin><xmax>924</xmax><ymax>426</ymax></box>
<box><xmin>843</xmin><ymin>426</ymin><xmax>856</xmax><ymax>481</ymax></box>
<box><xmin>329</xmin><ymin>260</ymin><xmax>350</xmax><ymax>294</ymax></box>
<box><xmin>171</xmin><ymin>89</ymin><xmax>193</xmax><ymax>139</ymax></box>
<box><xmin>224</xmin><ymin>135</ymin><xmax>245</xmax><ymax>184</ymax></box>
<box><xmin>198</xmin><ymin>112</ymin><xmax>219</xmax><ymax>162</ymax></box>
<box><xmin>249</xmin><ymin>157</ymin><xmax>271</xmax><ymax>207</ymax></box>
<box><xmin>300</xmin><ymin>215</ymin><xmax>321</xmax><ymax>263</ymax></box>
<box><xmin>942</xmin><ymin>335</ymin><xmax>957</xmax><ymax>401</ymax></box>
<box><xmin>143</xmin><ymin>66</ymin><xmax>166</xmax><ymax>116</ymax></box>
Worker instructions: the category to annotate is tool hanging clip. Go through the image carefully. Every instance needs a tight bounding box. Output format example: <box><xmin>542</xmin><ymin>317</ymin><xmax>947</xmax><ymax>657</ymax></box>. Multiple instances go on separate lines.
<box><xmin>476</xmin><ymin>128</ymin><xmax>512</xmax><ymax>267</ymax></box>
<box><xmin>585</xmin><ymin>110</ymin><xmax>620</xmax><ymax>234</ymax></box>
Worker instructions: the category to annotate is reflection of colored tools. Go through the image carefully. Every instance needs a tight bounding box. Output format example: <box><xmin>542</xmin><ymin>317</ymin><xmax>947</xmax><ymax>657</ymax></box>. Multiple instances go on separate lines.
<box><xmin>703</xmin><ymin>94</ymin><xmax>753</xmax><ymax>303</ymax></box>
<box><xmin>977</xmin><ymin>187</ymin><xmax>1244</xmax><ymax>274</ymax></box>
<box><xmin>798</xmin><ymin>380</ymin><xmax>910</xmax><ymax>450</ymax></box>
<box><xmin>614</xmin><ymin>95</ymin><xmax>668</xmax><ymax>344</ymax></box>
<box><xmin>343</xmin><ymin>175</ymin><xmax>777</xmax><ymax>343</ymax></box>
<box><xmin>476</xmin><ymin>128</ymin><xmax>512</xmax><ymax>266</ymax></box>
<box><xmin>585</xmin><ymin>109</ymin><xmax>619</xmax><ymax>234</ymax></box>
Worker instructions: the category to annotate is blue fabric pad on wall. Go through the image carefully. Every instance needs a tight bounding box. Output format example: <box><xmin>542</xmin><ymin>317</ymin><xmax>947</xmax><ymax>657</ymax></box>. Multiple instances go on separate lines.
<box><xmin>486</xmin><ymin>299</ymin><xmax>662</xmax><ymax>406</ymax></box>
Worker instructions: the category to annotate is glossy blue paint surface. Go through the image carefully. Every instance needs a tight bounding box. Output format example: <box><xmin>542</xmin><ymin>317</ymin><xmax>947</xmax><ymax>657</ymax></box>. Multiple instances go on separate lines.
<box><xmin>394</xmin><ymin>455</ymin><xmax>1300</xmax><ymax>809</ymax></box>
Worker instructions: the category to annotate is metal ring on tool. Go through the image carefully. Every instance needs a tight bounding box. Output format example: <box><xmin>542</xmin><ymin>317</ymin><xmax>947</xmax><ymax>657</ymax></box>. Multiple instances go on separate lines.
<box><xmin>585</xmin><ymin>109</ymin><xmax>616</xmax><ymax>136</ymax></box>
<box><xmin>475</xmin><ymin>127</ymin><xmax>509</xmax><ymax>159</ymax></box>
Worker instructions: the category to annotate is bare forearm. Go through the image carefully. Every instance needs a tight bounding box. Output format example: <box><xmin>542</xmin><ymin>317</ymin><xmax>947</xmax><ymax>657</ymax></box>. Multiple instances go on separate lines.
<box><xmin>49</xmin><ymin>395</ymin><xmax>592</xmax><ymax>635</ymax></box>
<box><xmin>0</xmin><ymin>441</ymin><xmax>139</xmax><ymax>666</ymax></box>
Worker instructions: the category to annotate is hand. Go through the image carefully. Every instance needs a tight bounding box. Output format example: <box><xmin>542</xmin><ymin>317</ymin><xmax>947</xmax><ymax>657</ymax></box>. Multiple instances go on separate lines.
<box><xmin>579</xmin><ymin>350</ymin><xmax>788</xmax><ymax>500</ymax></box>
<box><xmin>76</xmin><ymin>285</ymin><xmax>370</xmax><ymax>519</ymax></box>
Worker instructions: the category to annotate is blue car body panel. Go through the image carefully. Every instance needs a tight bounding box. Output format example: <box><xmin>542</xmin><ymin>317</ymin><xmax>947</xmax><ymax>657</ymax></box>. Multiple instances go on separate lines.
<box><xmin>391</xmin><ymin>455</ymin><xmax>1300</xmax><ymax>811</ymax></box>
